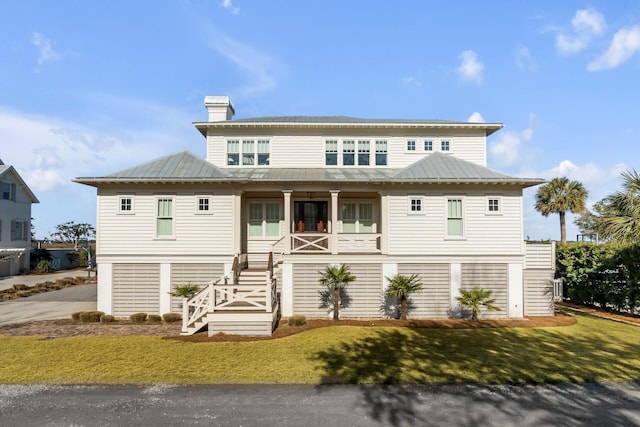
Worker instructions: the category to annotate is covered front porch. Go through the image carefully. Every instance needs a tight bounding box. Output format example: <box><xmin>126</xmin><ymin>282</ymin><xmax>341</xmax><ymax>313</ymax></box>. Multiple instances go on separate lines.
<box><xmin>241</xmin><ymin>189</ymin><xmax>383</xmax><ymax>255</ymax></box>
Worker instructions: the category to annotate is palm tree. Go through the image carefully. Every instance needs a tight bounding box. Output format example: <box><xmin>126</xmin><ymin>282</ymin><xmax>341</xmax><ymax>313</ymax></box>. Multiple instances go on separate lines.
<box><xmin>385</xmin><ymin>274</ymin><xmax>424</xmax><ymax>320</ymax></box>
<box><xmin>456</xmin><ymin>288</ymin><xmax>500</xmax><ymax>321</ymax></box>
<box><xmin>598</xmin><ymin>170</ymin><xmax>640</xmax><ymax>243</ymax></box>
<box><xmin>535</xmin><ymin>177</ymin><xmax>588</xmax><ymax>243</ymax></box>
<box><xmin>318</xmin><ymin>264</ymin><xmax>356</xmax><ymax>320</ymax></box>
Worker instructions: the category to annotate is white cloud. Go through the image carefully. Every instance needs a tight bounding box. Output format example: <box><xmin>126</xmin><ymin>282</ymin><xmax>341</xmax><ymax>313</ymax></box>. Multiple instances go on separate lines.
<box><xmin>556</xmin><ymin>8</ymin><xmax>605</xmax><ymax>54</ymax></box>
<box><xmin>587</xmin><ymin>26</ymin><xmax>640</xmax><ymax>71</ymax></box>
<box><xmin>467</xmin><ymin>112</ymin><xmax>484</xmax><ymax>123</ymax></box>
<box><xmin>456</xmin><ymin>50</ymin><xmax>483</xmax><ymax>84</ymax></box>
<box><xmin>31</xmin><ymin>32</ymin><xmax>61</xmax><ymax>65</ymax></box>
<box><xmin>402</xmin><ymin>76</ymin><xmax>422</xmax><ymax>87</ymax></box>
<box><xmin>489</xmin><ymin>114</ymin><xmax>534</xmax><ymax>166</ymax></box>
<box><xmin>515</xmin><ymin>45</ymin><xmax>536</xmax><ymax>71</ymax></box>
<box><xmin>221</xmin><ymin>0</ymin><xmax>239</xmax><ymax>15</ymax></box>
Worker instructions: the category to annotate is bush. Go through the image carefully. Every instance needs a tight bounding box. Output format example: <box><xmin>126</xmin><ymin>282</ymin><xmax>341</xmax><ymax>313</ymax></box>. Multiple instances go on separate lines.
<box><xmin>100</xmin><ymin>314</ymin><xmax>115</xmax><ymax>324</ymax></box>
<box><xmin>169</xmin><ymin>283</ymin><xmax>201</xmax><ymax>299</ymax></box>
<box><xmin>35</xmin><ymin>260</ymin><xmax>52</xmax><ymax>274</ymax></box>
<box><xmin>79</xmin><ymin>311</ymin><xmax>104</xmax><ymax>323</ymax></box>
<box><xmin>288</xmin><ymin>315</ymin><xmax>306</xmax><ymax>326</ymax></box>
<box><xmin>162</xmin><ymin>313</ymin><xmax>182</xmax><ymax>323</ymax></box>
<box><xmin>71</xmin><ymin>311</ymin><xmax>85</xmax><ymax>321</ymax></box>
<box><xmin>129</xmin><ymin>312</ymin><xmax>148</xmax><ymax>323</ymax></box>
<box><xmin>147</xmin><ymin>314</ymin><xmax>162</xmax><ymax>323</ymax></box>
<box><xmin>15</xmin><ymin>290</ymin><xmax>32</xmax><ymax>298</ymax></box>
<box><xmin>12</xmin><ymin>284</ymin><xmax>28</xmax><ymax>291</ymax></box>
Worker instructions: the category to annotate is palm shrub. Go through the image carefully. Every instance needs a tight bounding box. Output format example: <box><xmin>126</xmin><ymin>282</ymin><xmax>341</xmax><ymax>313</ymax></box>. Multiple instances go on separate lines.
<box><xmin>456</xmin><ymin>287</ymin><xmax>500</xmax><ymax>321</ymax></box>
<box><xmin>169</xmin><ymin>283</ymin><xmax>201</xmax><ymax>299</ymax></box>
<box><xmin>385</xmin><ymin>274</ymin><xmax>424</xmax><ymax>320</ymax></box>
<box><xmin>318</xmin><ymin>264</ymin><xmax>356</xmax><ymax>321</ymax></box>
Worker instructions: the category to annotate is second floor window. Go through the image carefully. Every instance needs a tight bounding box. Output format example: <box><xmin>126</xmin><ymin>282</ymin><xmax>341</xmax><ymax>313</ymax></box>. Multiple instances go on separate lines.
<box><xmin>157</xmin><ymin>198</ymin><xmax>174</xmax><ymax>237</ymax></box>
<box><xmin>11</xmin><ymin>219</ymin><xmax>29</xmax><ymax>241</ymax></box>
<box><xmin>447</xmin><ymin>198</ymin><xmax>463</xmax><ymax>237</ymax></box>
<box><xmin>343</xmin><ymin>140</ymin><xmax>355</xmax><ymax>166</ymax></box>
<box><xmin>227</xmin><ymin>140</ymin><xmax>239</xmax><ymax>165</ymax></box>
<box><xmin>242</xmin><ymin>140</ymin><xmax>255</xmax><ymax>165</ymax></box>
<box><xmin>325</xmin><ymin>140</ymin><xmax>338</xmax><ymax>165</ymax></box>
<box><xmin>358</xmin><ymin>140</ymin><xmax>370</xmax><ymax>165</ymax></box>
<box><xmin>2</xmin><ymin>182</ymin><xmax>16</xmax><ymax>201</ymax></box>
<box><xmin>441</xmin><ymin>140</ymin><xmax>450</xmax><ymax>151</ymax></box>
<box><xmin>257</xmin><ymin>140</ymin><xmax>270</xmax><ymax>165</ymax></box>
<box><xmin>227</xmin><ymin>139</ymin><xmax>270</xmax><ymax>166</ymax></box>
<box><xmin>424</xmin><ymin>140</ymin><xmax>433</xmax><ymax>151</ymax></box>
<box><xmin>407</xmin><ymin>140</ymin><xmax>416</xmax><ymax>151</ymax></box>
<box><xmin>119</xmin><ymin>196</ymin><xmax>133</xmax><ymax>214</ymax></box>
<box><xmin>375</xmin><ymin>140</ymin><xmax>387</xmax><ymax>166</ymax></box>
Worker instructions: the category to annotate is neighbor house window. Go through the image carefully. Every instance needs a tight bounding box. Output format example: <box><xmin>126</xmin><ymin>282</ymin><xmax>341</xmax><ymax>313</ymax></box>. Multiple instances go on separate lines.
<box><xmin>11</xmin><ymin>219</ymin><xmax>29</xmax><ymax>241</ymax></box>
<box><xmin>343</xmin><ymin>140</ymin><xmax>355</xmax><ymax>166</ymax></box>
<box><xmin>196</xmin><ymin>196</ymin><xmax>211</xmax><ymax>214</ymax></box>
<box><xmin>242</xmin><ymin>140</ymin><xmax>255</xmax><ymax>165</ymax></box>
<box><xmin>227</xmin><ymin>140</ymin><xmax>239</xmax><ymax>166</ymax></box>
<box><xmin>325</xmin><ymin>140</ymin><xmax>338</xmax><ymax>165</ymax></box>
<box><xmin>341</xmin><ymin>203</ymin><xmax>373</xmax><ymax>233</ymax></box>
<box><xmin>248</xmin><ymin>203</ymin><xmax>281</xmax><ymax>238</ymax></box>
<box><xmin>424</xmin><ymin>140</ymin><xmax>433</xmax><ymax>151</ymax></box>
<box><xmin>441</xmin><ymin>140</ymin><xmax>450</xmax><ymax>151</ymax></box>
<box><xmin>407</xmin><ymin>140</ymin><xmax>416</xmax><ymax>151</ymax></box>
<box><xmin>118</xmin><ymin>196</ymin><xmax>133</xmax><ymax>214</ymax></box>
<box><xmin>375</xmin><ymin>140</ymin><xmax>387</xmax><ymax>165</ymax></box>
<box><xmin>487</xmin><ymin>197</ymin><xmax>501</xmax><ymax>214</ymax></box>
<box><xmin>157</xmin><ymin>198</ymin><xmax>174</xmax><ymax>237</ymax></box>
<box><xmin>2</xmin><ymin>182</ymin><xmax>16</xmax><ymax>201</ymax></box>
<box><xmin>257</xmin><ymin>140</ymin><xmax>270</xmax><ymax>166</ymax></box>
<box><xmin>447</xmin><ymin>198</ymin><xmax>463</xmax><ymax>237</ymax></box>
<box><xmin>408</xmin><ymin>196</ymin><xmax>423</xmax><ymax>214</ymax></box>
<box><xmin>358</xmin><ymin>140</ymin><xmax>370</xmax><ymax>165</ymax></box>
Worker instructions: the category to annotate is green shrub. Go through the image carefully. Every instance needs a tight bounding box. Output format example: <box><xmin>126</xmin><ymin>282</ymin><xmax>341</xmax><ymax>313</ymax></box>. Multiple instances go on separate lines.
<box><xmin>129</xmin><ymin>312</ymin><xmax>148</xmax><ymax>323</ymax></box>
<box><xmin>100</xmin><ymin>314</ymin><xmax>115</xmax><ymax>324</ymax></box>
<box><xmin>79</xmin><ymin>311</ymin><xmax>104</xmax><ymax>323</ymax></box>
<box><xmin>169</xmin><ymin>282</ymin><xmax>201</xmax><ymax>299</ymax></box>
<box><xmin>35</xmin><ymin>260</ymin><xmax>52</xmax><ymax>274</ymax></box>
<box><xmin>15</xmin><ymin>290</ymin><xmax>32</xmax><ymax>298</ymax></box>
<box><xmin>288</xmin><ymin>315</ymin><xmax>307</xmax><ymax>326</ymax></box>
<box><xmin>71</xmin><ymin>311</ymin><xmax>85</xmax><ymax>321</ymax></box>
<box><xmin>148</xmin><ymin>314</ymin><xmax>162</xmax><ymax>323</ymax></box>
<box><xmin>162</xmin><ymin>313</ymin><xmax>182</xmax><ymax>323</ymax></box>
<box><xmin>12</xmin><ymin>284</ymin><xmax>28</xmax><ymax>291</ymax></box>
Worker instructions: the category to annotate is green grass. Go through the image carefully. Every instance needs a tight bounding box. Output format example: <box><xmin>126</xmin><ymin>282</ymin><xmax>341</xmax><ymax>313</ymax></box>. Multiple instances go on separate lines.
<box><xmin>2</xmin><ymin>313</ymin><xmax>640</xmax><ymax>384</ymax></box>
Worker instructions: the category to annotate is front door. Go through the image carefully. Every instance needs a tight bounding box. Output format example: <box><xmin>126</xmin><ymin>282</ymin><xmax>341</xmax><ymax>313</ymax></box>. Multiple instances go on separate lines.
<box><xmin>294</xmin><ymin>201</ymin><xmax>328</xmax><ymax>232</ymax></box>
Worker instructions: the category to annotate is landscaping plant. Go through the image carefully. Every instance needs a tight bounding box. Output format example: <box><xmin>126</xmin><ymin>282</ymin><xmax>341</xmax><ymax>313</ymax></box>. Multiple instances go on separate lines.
<box><xmin>385</xmin><ymin>273</ymin><xmax>424</xmax><ymax>320</ymax></box>
<box><xmin>456</xmin><ymin>287</ymin><xmax>500</xmax><ymax>321</ymax></box>
<box><xmin>318</xmin><ymin>264</ymin><xmax>356</xmax><ymax>320</ymax></box>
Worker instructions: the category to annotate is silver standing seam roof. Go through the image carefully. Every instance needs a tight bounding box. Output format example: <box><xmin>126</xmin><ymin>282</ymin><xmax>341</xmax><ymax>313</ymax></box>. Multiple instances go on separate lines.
<box><xmin>74</xmin><ymin>150</ymin><xmax>544</xmax><ymax>187</ymax></box>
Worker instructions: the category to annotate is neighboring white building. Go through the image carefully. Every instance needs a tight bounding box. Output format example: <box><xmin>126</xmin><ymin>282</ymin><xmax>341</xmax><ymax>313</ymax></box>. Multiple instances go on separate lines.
<box><xmin>0</xmin><ymin>159</ymin><xmax>39</xmax><ymax>277</ymax></box>
<box><xmin>75</xmin><ymin>96</ymin><xmax>555</xmax><ymax>335</ymax></box>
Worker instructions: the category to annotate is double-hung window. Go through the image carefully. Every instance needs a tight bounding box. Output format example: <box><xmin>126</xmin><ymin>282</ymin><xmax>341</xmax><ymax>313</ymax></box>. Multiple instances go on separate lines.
<box><xmin>248</xmin><ymin>203</ymin><xmax>281</xmax><ymax>238</ymax></box>
<box><xmin>2</xmin><ymin>182</ymin><xmax>16</xmax><ymax>201</ymax></box>
<box><xmin>325</xmin><ymin>140</ymin><xmax>338</xmax><ymax>165</ymax></box>
<box><xmin>343</xmin><ymin>140</ymin><xmax>355</xmax><ymax>166</ymax></box>
<box><xmin>11</xmin><ymin>219</ymin><xmax>28</xmax><ymax>241</ymax></box>
<box><xmin>375</xmin><ymin>140</ymin><xmax>387</xmax><ymax>165</ymax></box>
<box><xmin>242</xmin><ymin>140</ymin><xmax>255</xmax><ymax>165</ymax></box>
<box><xmin>447</xmin><ymin>198</ymin><xmax>463</xmax><ymax>237</ymax></box>
<box><xmin>358</xmin><ymin>140</ymin><xmax>370</xmax><ymax>165</ymax></box>
<box><xmin>257</xmin><ymin>140</ymin><xmax>270</xmax><ymax>165</ymax></box>
<box><xmin>342</xmin><ymin>202</ymin><xmax>374</xmax><ymax>233</ymax></box>
<box><xmin>227</xmin><ymin>140</ymin><xmax>240</xmax><ymax>165</ymax></box>
<box><xmin>157</xmin><ymin>198</ymin><xmax>174</xmax><ymax>238</ymax></box>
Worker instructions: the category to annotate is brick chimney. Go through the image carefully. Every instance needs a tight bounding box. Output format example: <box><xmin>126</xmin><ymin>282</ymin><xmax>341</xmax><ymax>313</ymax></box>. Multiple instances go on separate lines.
<box><xmin>204</xmin><ymin>96</ymin><xmax>235</xmax><ymax>122</ymax></box>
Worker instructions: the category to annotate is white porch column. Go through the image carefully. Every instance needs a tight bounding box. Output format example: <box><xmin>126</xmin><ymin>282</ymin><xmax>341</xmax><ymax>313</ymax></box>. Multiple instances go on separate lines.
<box><xmin>449</xmin><ymin>263</ymin><xmax>462</xmax><ymax>317</ymax></box>
<box><xmin>282</xmin><ymin>190</ymin><xmax>292</xmax><ymax>254</ymax></box>
<box><xmin>330</xmin><ymin>190</ymin><xmax>340</xmax><ymax>254</ymax></box>
<box><xmin>232</xmin><ymin>190</ymin><xmax>243</xmax><ymax>254</ymax></box>
<box><xmin>159</xmin><ymin>263</ymin><xmax>172</xmax><ymax>315</ymax></box>
<box><xmin>97</xmin><ymin>262</ymin><xmax>113</xmax><ymax>314</ymax></box>
<box><xmin>508</xmin><ymin>263</ymin><xmax>524</xmax><ymax>318</ymax></box>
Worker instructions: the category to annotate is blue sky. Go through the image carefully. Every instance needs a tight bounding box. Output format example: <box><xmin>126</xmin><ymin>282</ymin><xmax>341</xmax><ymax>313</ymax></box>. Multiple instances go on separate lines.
<box><xmin>1</xmin><ymin>1</ymin><xmax>640</xmax><ymax>240</ymax></box>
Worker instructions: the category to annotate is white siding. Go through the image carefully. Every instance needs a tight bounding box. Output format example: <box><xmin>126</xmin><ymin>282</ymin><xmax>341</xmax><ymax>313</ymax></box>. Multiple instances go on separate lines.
<box><xmin>397</xmin><ymin>264</ymin><xmax>450</xmax><ymax>318</ymax></box>
<box><xmin>112</xmin><ymin>263</ymin><xmax>160</xmax><ymax>317</ymax></box>
<box><xmin>525</xmin><ymin>243</ymin><xmax>555</xmax><ymax>269</ymax></box>
<box><xmin>97</xmin><ymin>188</ymin><xmax>234</xmax><ymax>256</ymax></box>
<box><xmin>387</xmin><ymin>190</ymin><xmax>524</xmax><ymax>255</ymax></box>
<box><xmin>460</xmin><ymin>263</ymin><xmax>508</xmax><ymax>319</ymax></box>
<box><xmin>524</xmin><ymin>269</ymin><xmax>555</xmax><ymax>316</ymax></box>
<box><xmin>170</xmin><ymin>263</ymin><xmax>224</xmax><ymax>312</ymax></box>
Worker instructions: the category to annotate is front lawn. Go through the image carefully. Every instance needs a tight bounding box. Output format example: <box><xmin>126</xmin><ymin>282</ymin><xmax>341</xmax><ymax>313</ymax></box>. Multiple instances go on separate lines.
<box><xmin>1</xmin><ymin>313</ymin><xmax>639</xmax><ymax>384</ymax></box>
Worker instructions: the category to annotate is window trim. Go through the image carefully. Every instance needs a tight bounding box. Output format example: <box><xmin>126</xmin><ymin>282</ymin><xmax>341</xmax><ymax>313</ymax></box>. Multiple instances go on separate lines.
<box><xmin>486</xmin><ymin>196</ymin><xmax>502</xmax><ymax>215</ymax></box>
<box><xmin>445</xmin><ymin>196</ymin><xmax>465</xmax><ymax>239</ymax></box>
<box><xmin>156</xmin><ymin>197</ymin><xmax>175</xmax><ymax>239</ymax></box>
<box><xmin>440</xmin><ymin>140</ymin><xmax>450</xmax><ymax>152</ymax></box>
<box><xmin>227</xmin><ymin>138</ymin><xmax>270</xmax><ymax>167</ymax></box>
<box><xmin>408</xmin><ymin>195</ymin><xmax>425</xmax><ymax>215</ymax></box>
<box><xmin>375</xmin><ymin>140</ymin><xmax>388</xmax><ymax>166</ymax></box>
<box><xmin>118</xmin><ymin>195</ymin><xmax>134</xmax><ymax>215</ymax></box>
<box><xmin>196</xmin><ymin>195</ymin><xmax>213</xmax><ymax>215</ymax></box>
<box><xmin>406</xmin><ymin>140</ymin><xmax>416</xmax><ymax>152</ymax></box>
<box><xmin>424</xmin><ymin>140</ymin><xmax>433</xmax><ymax>151</ymax></box>
<box><xmin>325</xmin><ymin>140</ymin><xmax>338</xmax><ymax>166</ymax></box>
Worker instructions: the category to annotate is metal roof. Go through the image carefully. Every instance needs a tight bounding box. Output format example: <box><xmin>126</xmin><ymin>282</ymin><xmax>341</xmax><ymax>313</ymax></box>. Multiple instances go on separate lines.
<box><xmin>229</xmin><ymin>116</ymin><xmax>475</xmax><ymax>125</ymax></box>
<box><xmin>75</xmin><ymin>150</ymin><xmax>544</xmax><ymax>188</ymax></box>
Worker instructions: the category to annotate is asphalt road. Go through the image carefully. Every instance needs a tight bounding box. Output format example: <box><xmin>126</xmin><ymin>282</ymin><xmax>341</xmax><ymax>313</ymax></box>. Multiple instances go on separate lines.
<box><xmin>1</xmin><ymin>382</ymin><xmax>640</xmax><ymax>426</ymax></box>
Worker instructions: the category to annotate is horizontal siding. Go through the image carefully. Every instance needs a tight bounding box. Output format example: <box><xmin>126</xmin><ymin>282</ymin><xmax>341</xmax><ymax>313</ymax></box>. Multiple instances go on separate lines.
<box><xmin>208</xmin><ymin>321</ymin><xmax>272</xmax><ymax>336</ymax></box>
<box><xmin>460</xmin><ymin>263</ymin><xmax>508</xmax><ymax>319</ymax></box>
<box><xmin>387</xmin><ymin>190</ymin><xmax>523</xmax><ymax>255</ymax></box>
<box><xmin>98</xmin><ymin>189</ymin><xmax>234</xmax><ymax>255</ymax></box>
<box><xmin>112</xmin><ymin>264</ymin><xmax>160</xmax><ymax>317</ymax></box>
<box><xmin>525</xmin><ymin>244</ymin><xmax>555</xmax><ymax>269</ymax></box>
<box><xmin>170</xmin><ymin>263</ymin><xmax>225</xmax><ymax>312</ymax></box>
<box><xmin>397</xmin><ymin>264</ymin><xmax>450</xmax><ymax>318</ymax></box>
<box><xmin>524</xmin><ymin>269</ymin><xmax>554</xmax><ymax>316</ymax></box>
<box><xmin>293</xmin><ymin>263</ymin><xmax>382</xmax><ymax>318</ymax></box>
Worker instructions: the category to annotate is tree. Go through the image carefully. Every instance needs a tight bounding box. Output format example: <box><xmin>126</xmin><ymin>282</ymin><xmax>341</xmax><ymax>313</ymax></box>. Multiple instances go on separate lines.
<box><xmin>456</xmin><ymin>288</ymin><xmax>500</xmax><ymax>321</ymax></box>
<box><xmin>385</xmin><ymin>273</ymin><xmax>424</xmax><ymax>320</ymax></box>
<box><xmin>597</xmin><ymin>170</ymin><xmax>640</xmax><ymax>244</ymax></box>
<box><xmin>535</xmin><ymin>177</ymin><xmax>588</xmax><ymax>243</ymax></box>
<box><xmin>318</xmin><ymin>264</ymin><xmax>356</xmax><ymax>320</ymax></box>
<box><xmin>49</xmin><ymin>221</ymin><xmax>95</xmax><ymax>250</ymax></box>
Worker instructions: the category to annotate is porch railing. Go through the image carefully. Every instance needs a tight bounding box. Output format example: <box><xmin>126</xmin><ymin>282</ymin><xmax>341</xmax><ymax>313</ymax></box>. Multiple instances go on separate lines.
<box><xmin>291</xmin><ymin>233</ymin><xmax>330</xmax><ymax>252</ymax></box>
<box><xmin>182</xmin><ymin>275</ymin><xmax>226</xmax><ymax>333</ymax></box>
<box><xmin>553</xmin><ymin>278</ymin><xmax>563</xmax><ymax>302</ymax></box>
<box><xmin>337</xmin><ymin>233</ymin><xmax>381</xmax><ymax>253</ymax></box>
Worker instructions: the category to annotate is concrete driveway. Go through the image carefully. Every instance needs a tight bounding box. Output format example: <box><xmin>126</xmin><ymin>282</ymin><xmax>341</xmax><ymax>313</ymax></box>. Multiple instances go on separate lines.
<box><xmin>0</xmin><ymin>270</ymin><xmax>96</xmax><ymax>325</ymax></box>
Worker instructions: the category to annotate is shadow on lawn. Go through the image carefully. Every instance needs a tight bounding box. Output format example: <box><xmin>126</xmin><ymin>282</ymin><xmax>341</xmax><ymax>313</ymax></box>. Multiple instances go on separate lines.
<box><xmin>311</xmin><ymin>315</ymin><xmax>640</xmax><ymax>426</ymax></box>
